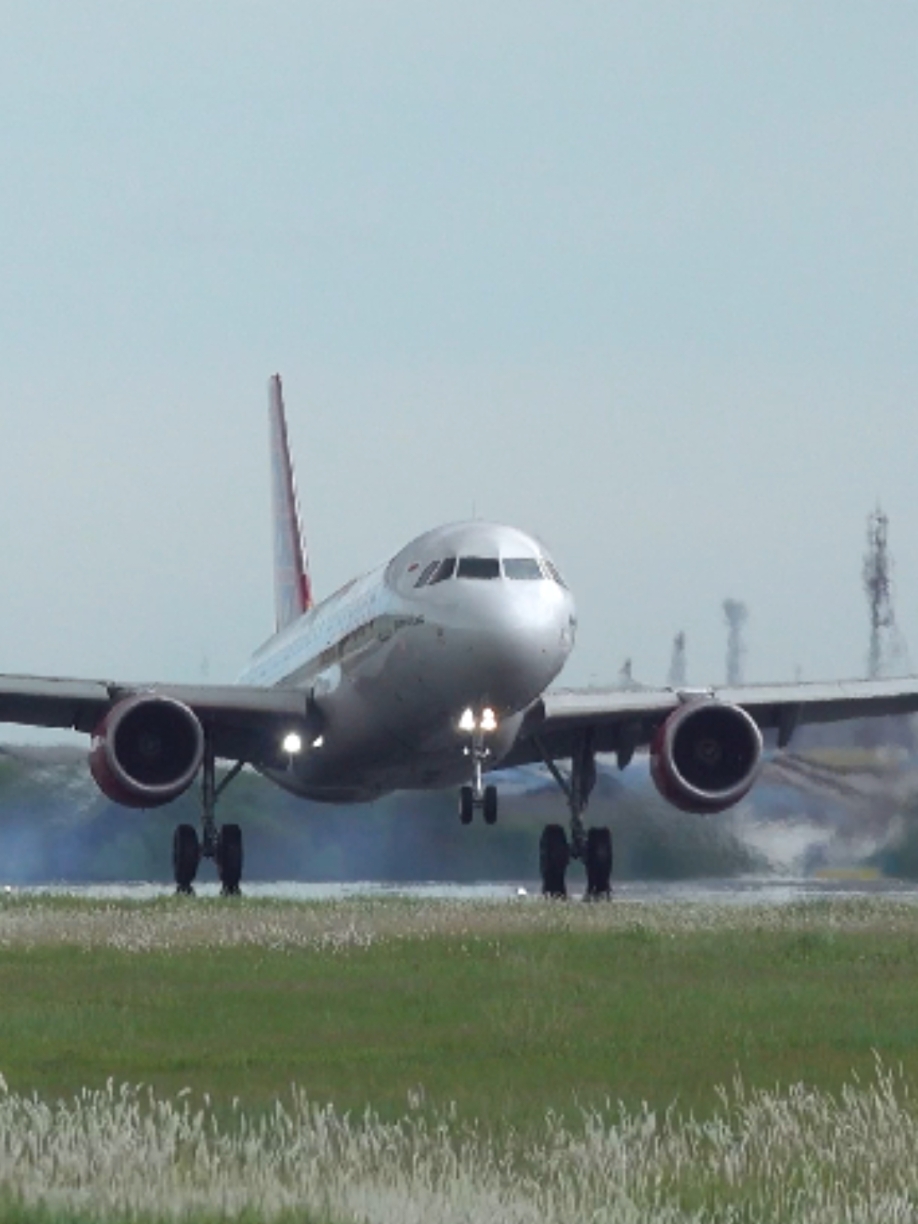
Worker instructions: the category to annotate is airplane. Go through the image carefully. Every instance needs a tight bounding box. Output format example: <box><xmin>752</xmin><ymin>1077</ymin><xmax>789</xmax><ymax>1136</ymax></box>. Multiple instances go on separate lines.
<box><xmin>3</xmin><ymin>375</ymin><xmax>918</xmax><ymax>897</ymax></box>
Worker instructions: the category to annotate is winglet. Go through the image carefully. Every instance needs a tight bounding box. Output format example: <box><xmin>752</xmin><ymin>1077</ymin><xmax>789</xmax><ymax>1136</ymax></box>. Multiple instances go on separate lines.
<box><xmin>268</xmin><ymin>375</ymin><xmax>313</xmax><ymax>631</ymax></box>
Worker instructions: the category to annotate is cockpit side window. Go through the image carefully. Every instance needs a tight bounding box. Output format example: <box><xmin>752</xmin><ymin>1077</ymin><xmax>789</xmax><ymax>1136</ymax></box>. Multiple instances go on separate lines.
<box><xmin>414</xmin><ymin>560</ymin><xmax>439</xmax><ymax>587</ymax></box>
<box><xmin>428</xmin><ymin>556</ymin><xmax>456</xmax><ymax>584</ymax></box>
<box><xmin>543</xmin><ymin>559</ymin><xmax>568</xmax><ymax>588</ymax></box>
<box><xmin>503</xmin><ymin>557</ymin><xmax>543</xmax><ymax>580</ymax></box>
<box><xmin>457</xmin><ymin>556</ymin><xmax>501</xmax><ymax>579</ymax></box>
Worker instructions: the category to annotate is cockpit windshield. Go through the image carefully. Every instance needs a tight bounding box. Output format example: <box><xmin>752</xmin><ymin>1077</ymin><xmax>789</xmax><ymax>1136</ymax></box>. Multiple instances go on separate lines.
<box><xmin>456</xmin><ymin>556</ymin><xmax>501</xmax><ymax>580</ymax></box>
<box><xmin>428</xmin><ymin>556</ymin><xmax>456</xmax><ymax>584</ymax></box>
<box><xmin>408</xmin><ymin>551</ymin><xmax>565</xmax><ymax>588</ymax></box>
<box><xmin>503</xmin><ymin>557</ymin><xmax>543</xmax><ymax>580</ymax></box>
<box><xmin>543</xmin><ymin>559</ymin><xmax>568</xmax><ymax>588</ymax></box>
<box><xmin>414</xmin><ymin>560</ymin><xmax>439</xmax><ymax>587</ymax></box>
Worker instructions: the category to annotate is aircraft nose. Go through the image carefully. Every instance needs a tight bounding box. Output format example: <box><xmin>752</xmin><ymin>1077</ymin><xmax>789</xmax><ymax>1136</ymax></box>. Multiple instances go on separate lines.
<box><xmin>458</xmin><ymin>584</ymin><xmax>575</xmax><ymax>710</ymax></box>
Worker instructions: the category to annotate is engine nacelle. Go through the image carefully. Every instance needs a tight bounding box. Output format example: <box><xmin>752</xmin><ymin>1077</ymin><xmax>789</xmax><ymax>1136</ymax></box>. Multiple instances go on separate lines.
<box><xmin>90</xmin><ymin>695</ymin><xmax>205</xmax><ymax>809</ymax></box>
<box><xmin>650</xmin><ymin>700</ymin><xmax>763</xmax><ymax>815</ymax></box>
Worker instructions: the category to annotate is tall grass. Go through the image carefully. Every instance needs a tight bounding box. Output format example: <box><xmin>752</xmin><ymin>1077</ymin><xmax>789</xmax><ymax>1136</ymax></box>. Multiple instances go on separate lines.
<box><xmin>0</xmin><ymin>1065</ymin><xmax>915</xmax><ymax>1222</ymax></box>
<box><xmin>0</xmin><ymin>893</ymin><xmax>916</xmax><ymax>953</ymax></box>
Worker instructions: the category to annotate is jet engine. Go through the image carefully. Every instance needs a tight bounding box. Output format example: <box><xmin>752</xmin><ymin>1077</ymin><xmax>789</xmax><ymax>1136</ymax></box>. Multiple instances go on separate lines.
<box><xmin>650</xmin><ymin>700</ymin><xmax>763</xmax><ymax>814</ymax></box>
<box><xmin>89</xmin><ymin>695</ymin><xmax>205</xmax><ymax>809</ymax></box>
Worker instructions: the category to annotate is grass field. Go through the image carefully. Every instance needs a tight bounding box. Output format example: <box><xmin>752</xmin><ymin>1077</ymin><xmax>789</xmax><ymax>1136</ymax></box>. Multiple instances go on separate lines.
<box><xmin>1</xmin><ymin>894</ymin><xmax>918</xmax><ymax>1220</ymax></box>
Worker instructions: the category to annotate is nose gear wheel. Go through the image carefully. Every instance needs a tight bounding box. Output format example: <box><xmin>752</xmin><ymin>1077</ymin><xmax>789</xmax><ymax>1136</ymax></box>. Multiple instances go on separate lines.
<box><xmin>482</xmin><ymin>785</ymin><xmax>498</xmax><ymax>825</ymax></box>
<box><xmin>458</xmin><ymin>783</ymin><xmax>498</xmax><ymax>825</ymax></box>
<box><xmin>459</xmin><ymin>786</ymin><xmax>474</xmax><ymax>825</ymax></box>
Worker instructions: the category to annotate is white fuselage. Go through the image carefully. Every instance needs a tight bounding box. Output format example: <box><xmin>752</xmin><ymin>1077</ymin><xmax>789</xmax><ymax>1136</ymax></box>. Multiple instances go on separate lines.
<box><xmin>237</xmin><ymin>521</ymin><xmax>576</xmax><ymax>801</ymax></box>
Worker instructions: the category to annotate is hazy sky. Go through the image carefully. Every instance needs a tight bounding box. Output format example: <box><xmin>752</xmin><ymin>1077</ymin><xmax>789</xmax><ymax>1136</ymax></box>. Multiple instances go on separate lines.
<box><xmin>2</xmin><ymin>2</ymin><xmax>917</xmax><ymax>743</ymax></box>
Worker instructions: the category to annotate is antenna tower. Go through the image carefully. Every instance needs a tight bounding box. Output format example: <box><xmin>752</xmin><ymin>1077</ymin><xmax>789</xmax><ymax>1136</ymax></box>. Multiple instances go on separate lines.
<box><xmin>667</xmin><ymin>631</ymin><xmax>687</xmax><ymax>687</ymax></box>
<box><xmin>723</xmin><ymin>599</ymin><xmax>748</xmax><ymax>685</ymax></box>
<box><xmin>862</xmin><ymin>506</ymin><xmax>906</xmax><ymax>678</ymax></box>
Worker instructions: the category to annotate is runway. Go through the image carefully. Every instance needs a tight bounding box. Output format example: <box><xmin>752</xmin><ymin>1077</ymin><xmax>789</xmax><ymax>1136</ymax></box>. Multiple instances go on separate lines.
<box><xmin>6</xmin><ymin>875</ymin><xmax>918</xmax><ymax>904</ymax></box>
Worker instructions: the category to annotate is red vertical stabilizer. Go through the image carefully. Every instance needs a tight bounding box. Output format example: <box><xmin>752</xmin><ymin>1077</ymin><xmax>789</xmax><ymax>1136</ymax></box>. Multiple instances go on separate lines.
<box><xmin>268</xmin><ymin>375</ymin><xmax>313</xmax><ymax>631</ymax></box>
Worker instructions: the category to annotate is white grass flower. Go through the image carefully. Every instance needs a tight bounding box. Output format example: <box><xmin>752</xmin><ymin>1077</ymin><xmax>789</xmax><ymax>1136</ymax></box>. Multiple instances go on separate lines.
<box><xmin>0</xmin><ymin>1067</ymin><xmax>912</xmax><ymax>1221</ymax></box>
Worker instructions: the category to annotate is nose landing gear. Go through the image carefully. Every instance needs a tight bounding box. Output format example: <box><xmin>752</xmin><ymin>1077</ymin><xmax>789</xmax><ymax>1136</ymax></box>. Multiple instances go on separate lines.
<box><xmin>460</xmin><ymin>782</ymin><xmax>498</xmax><ymax>824</ymax></box>
<box><xmin>457</xmin><ymin>708</ymin><xmax>499</xmax><ymax>825</ymax></box>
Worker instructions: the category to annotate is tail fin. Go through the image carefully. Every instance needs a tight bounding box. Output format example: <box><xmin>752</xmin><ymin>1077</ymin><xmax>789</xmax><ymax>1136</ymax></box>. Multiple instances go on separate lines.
<box><xmin>268</xmin><ymin>374</ymin><xmax>313</xmax><ymax>631</ymax></box>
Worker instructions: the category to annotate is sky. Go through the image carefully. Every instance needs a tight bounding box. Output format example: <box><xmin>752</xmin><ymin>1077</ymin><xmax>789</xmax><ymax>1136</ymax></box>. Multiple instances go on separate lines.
<box><xmin>1</xmin><ymin>2</ymin><xmax>917</xmax><ymax>743</ymax></box>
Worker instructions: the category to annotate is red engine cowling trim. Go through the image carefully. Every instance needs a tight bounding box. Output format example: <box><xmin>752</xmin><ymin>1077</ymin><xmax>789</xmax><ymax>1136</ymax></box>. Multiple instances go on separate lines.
<box><xmin>89</xmin><ymin>695</ymin><xmax>205</xmax><ymax>810</ymax></box>
<box><xmin>650</xmin><ymin>699</ymin><xmax>763</xmax><ymax>815</ymax></box>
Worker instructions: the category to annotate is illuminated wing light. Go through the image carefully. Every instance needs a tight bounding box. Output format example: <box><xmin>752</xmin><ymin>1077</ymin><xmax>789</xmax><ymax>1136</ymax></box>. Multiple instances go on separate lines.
<box><xmin>312</xmin><ymin>735</ymin><xmax>324</xmax><ymax>748</ymax></box>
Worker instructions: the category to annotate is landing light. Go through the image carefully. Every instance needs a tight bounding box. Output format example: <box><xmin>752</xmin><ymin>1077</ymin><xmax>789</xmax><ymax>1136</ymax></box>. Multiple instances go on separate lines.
<box><xmin>312</xmin><ymin>735</ymin><xmax>324</xmax><ymax>749</ymax></box>
<box><xmin>458</xmin><ymin>707</ymin><xmax>499</xmax><ymax>734</ymax></box>
<box><xmin>283</xmin><ymin>732</ymin><xmax>303</xmax><ymax>755</ymax></box>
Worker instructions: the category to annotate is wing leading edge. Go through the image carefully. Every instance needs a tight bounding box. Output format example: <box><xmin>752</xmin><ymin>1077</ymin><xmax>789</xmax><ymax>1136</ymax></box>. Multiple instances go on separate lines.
<box><xmin>0</xmin><ymin>674</ymin><xmax>311</xmax><ymax>768</ymax></box>
<box><xmin>4</xmin><ymin>672</ymin><xmax>918</xmax><ymax>774</ymax></box>
<box><xmin>500</xmin><ymin>676</ymin><xmax>918</xmax><ymax>769</ymax></box>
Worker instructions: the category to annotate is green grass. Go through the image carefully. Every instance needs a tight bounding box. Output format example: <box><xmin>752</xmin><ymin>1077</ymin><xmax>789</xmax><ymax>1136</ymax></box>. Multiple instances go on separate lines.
<box><xmin>1</xmin><ymin>898</ymin><xmax>918</xmax><ymax>1219</ymax></box>
<box><xmin>1</xmin><ymin>897</ymin><xmax>918</xmax><ymax>1128</ymax></box>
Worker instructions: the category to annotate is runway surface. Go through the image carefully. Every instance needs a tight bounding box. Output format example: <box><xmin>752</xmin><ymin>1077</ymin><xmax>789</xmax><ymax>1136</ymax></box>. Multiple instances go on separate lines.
<box><xmin>5</xmin><ymin>876</ymin><xmax>918</xmax><ymax>904</ymax></box>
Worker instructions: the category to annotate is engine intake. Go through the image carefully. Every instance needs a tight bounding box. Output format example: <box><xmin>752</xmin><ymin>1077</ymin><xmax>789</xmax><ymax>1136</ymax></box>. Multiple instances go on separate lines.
<box><xmin>90</xmin><ymin>695</ymin><xmax>205</xmax><ymax>809</ymax></box>
<box><xmin>650</xmin><ymin>700</ymin><xmax>763</xmax><ymax>814</ymax></box>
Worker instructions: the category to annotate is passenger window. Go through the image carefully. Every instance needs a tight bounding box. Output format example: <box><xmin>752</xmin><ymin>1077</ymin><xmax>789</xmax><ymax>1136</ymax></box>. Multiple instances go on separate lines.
<box><xmin>503</xmin><ymin>558</ymin><xmax>543</xmax><ymax>580</ymax></box>
<box><xmin>457</xmin><ymin>556</ymin><xmax>501</xmax><ymax>579</ymax></box>
<box><xmin>429</xmin><ymin>557</ymin><xmax>456</xmax><ymax>584</ymax></box>
<box><xmin>414</xmin><ymin>560</ymin><xmax>439</xmax><ymax>587</ymax></box>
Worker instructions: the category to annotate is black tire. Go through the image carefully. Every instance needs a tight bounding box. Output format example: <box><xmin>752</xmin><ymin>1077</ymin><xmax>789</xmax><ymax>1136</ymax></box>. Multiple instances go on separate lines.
<box><xmin>173</xmin><ymin>824</ymin><xmax>200</xmax><ymax>895</ymax></box>
<box><xmin>459</xmin><ymin>786</ymin><xmax>474</xmax><ymax>825</ymax></box>
<box><xmin>539</xmin><ymin>824</ymin><xmax>569</xmax><ymax>898</ymax></box>
<box><xmin>585</xmin><ymin>826</ymin><xmax>613</xmax><ymax>900</ymax></box>
<box><xmin>483</xmin><ymin>785</ymin><xmax>498</xmax><ymax>826</ymax></box>
<box><xmin>217</xmin><ymin>823</ymin><xmax>243</xmax><ymax>896</ymax></box>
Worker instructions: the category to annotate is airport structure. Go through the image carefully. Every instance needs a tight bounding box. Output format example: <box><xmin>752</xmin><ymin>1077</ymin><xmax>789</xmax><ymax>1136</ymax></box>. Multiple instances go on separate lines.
<box><xmin>863</xmin><ymin>506</ymin><xmax>909</xmax><ymax>680</ymax></box>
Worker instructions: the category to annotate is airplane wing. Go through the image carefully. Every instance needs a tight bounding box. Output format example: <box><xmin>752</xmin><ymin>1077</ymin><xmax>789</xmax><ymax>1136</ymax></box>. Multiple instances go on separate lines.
<box><xmin>502</xmin><ymin>676</ymin><xmax>918</xmax><ymax>768</ymax></box>
<box><xmin>0</xmin><ymin>674</ymin><xmax>312</xmax><ymax>768</ymax></box>
<box><xmin>6</xmin><ymin>670</ymin><xmax>918</xmax><ymax>774</ymax></box>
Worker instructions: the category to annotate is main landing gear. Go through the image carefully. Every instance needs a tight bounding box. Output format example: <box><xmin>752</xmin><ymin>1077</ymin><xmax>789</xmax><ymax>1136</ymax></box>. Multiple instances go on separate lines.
<box><xmin>456</xmin><ymin>715</ymin><xmax>613</xmax><ymax>899</ymax></box>
<box><xmin>172</xmin><ymin>740</ymin><xmax>246</xmax><ymax>896</ymax></box>
<box><xmin>533</xmin><ymin>730</ymin><xmax>612</xmax><ymax>899</ymax></box>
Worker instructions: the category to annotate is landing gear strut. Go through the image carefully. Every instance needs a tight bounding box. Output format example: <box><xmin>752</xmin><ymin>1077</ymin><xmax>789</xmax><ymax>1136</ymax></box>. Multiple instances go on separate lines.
<box><xmin>173</xmin><ymin>738</ymin><xmax>245</xmax><ymax>895</ymax></box>
<box><xmin>534</xmin><ymin>730</ymin><xmax>613</xmax><ymax>899</ymax></box>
